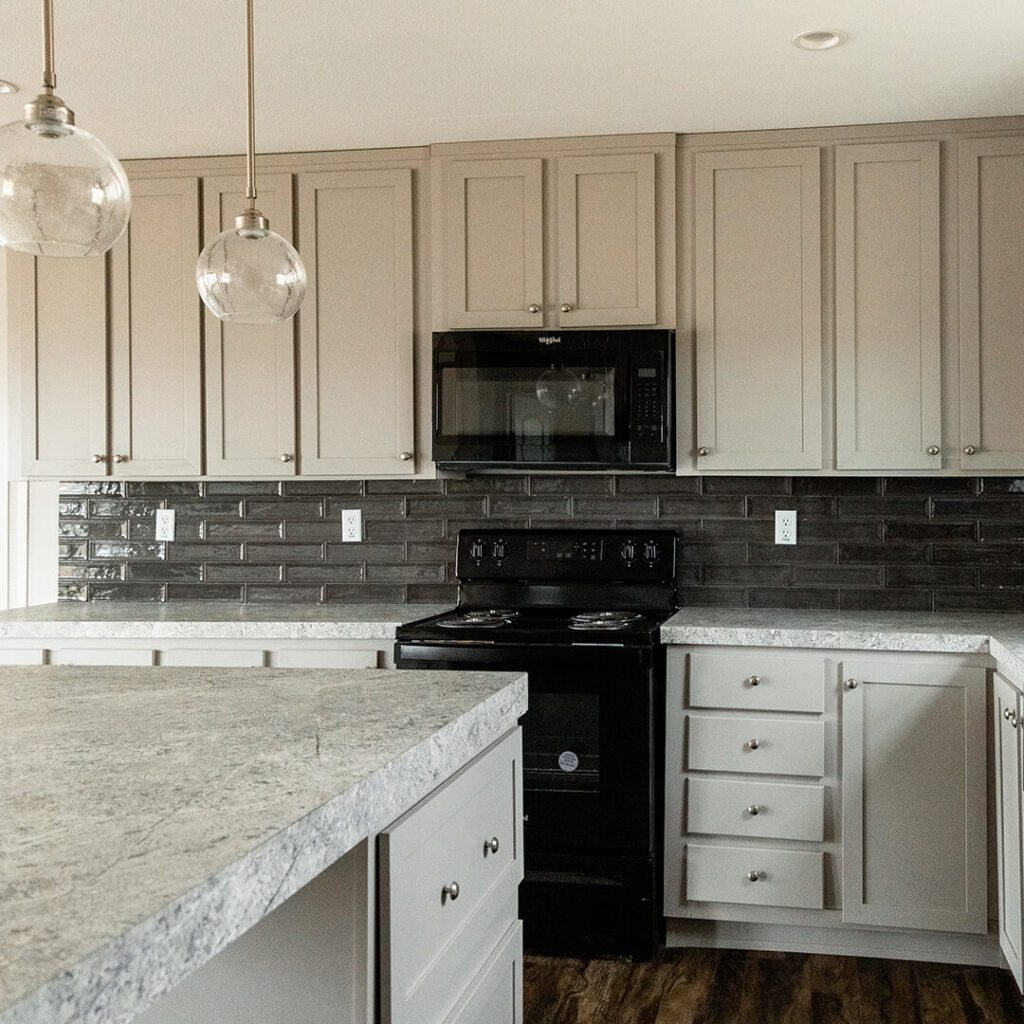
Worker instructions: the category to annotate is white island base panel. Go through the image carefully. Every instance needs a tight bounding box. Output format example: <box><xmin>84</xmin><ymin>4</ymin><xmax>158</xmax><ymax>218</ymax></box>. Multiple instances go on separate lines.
<box><xmin>0</xmin><ymin>665</ymin><xmax>527</xmax><ymax>1024</ymax></box>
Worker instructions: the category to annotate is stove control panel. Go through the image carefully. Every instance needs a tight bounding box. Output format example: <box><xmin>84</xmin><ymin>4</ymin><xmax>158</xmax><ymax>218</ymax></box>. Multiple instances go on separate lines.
<box><xmin>456</xmin><ymin>529</ymin><xmax>676</xmax><ymax>582</ymax></box>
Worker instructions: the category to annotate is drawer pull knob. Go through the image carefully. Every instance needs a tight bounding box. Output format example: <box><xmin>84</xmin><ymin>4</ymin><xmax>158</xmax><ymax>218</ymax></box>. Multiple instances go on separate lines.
<box><xmin>746</xmin><ymin>805</ymin><xmax>761</xmax><ymax>816</ymax></box>
<box><xmin>845</xmin><ymin>678</ymin><xmax>858</xmax><ymax>689</ymax></box>
<box><xmin>1005</xmin><ymin>708</ymin><xmax>1019</xmax><ymax>728</ymax></box>
<box><xmin>560</xmin><ymin>303</ymin><xmax>573</xmax><ymax>313</ymax></box>
<box><xmin>442</xmin><ymin>881</ymin><xmax>460</xmax><ymax>902</ymax></box>
<box><xmin>484</xmin><ymin>836</ymin><xmax>500</xmax><ymax>855</ymax></box>
<box><xmin>746</xmin><ymin>675</ymin><xmax>760</xmax><ymax>687</ymax></box>
<box><xmin>747</xmin><ymin>739</ymin><xmax>760</xmax><ymax>750</ymax></box>
<box><xmin>91</xmin><ymin>453</ymin><xmax>106</xmax><ymax>464</ymax></box>
<box><xmin>528</xmin><ymin>303</ymin><xmax>541</xmax><ymax>314</ymax></box>
<box><xmin>747</xmin><ymin>871</ymin><xmax>762</xmax><ymax>882</ymax></box>
<box><xmin>963</xmin><ymin>445</ymin><xmax>977</xmax><ymax>456</ymax></box>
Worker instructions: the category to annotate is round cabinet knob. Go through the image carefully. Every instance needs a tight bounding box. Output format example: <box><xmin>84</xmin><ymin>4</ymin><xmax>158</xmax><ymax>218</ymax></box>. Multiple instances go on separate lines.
<box><xmin>528</xmin><ymin>304</ymin><xmax>541</xmax><ymax>314</ymax></box>
<box><xmin>560</xmin><ymin>303</ymin><xmax>573</xmax><ymax>313</ymax></box>
<box><xmin>91</xmin><ymin>454</ymin><xmax>105</xmax><ymax>464</ymax></box>
<box><xmin>442</xmin><ymin>881</ymin><xmax>460</xmax><ymax>902</ymax></box>
<box><xmin>746</xmin><ymin>675</ymin><xmax>760</xmax><ymax>687</ymax></box>
<box><xmin>845</xmin><ymin>678</ymin><xmax>858</xmax><ymax>689</ymax></box>
<box><xmin>746</xmin><ymin>805</ymin><xmax>761</xmax><ymax>816</ymax></box>
<box><xmin>963</xmin><ymin>445</ymin><xmax>977</xmax><ymax>456</ymax></box>
<box><xmin>747</xmin><ymin>871</ymin><xmax>761</xmax><ymax>883</ymax></box>
<box><xmin>484</xmin><ymin>836</ymin><xmax>500</xmax><ymax>855</ymax></box>
<box><xmin>279</xmin><ymin>453</ymin><xmax>293</xmax><ymax>462</ymax></box>
<box><xmin>112</xmin><ymin>454</ymin><xmax>127</xmax><ymax>464</ymax></box>
<box><xmin>747</xmin><ymin>739</ymin><xmax>760</xmax><ymax>751</ymax></box>
<box><xmin>1005</xmin><ymin>707</ymin><xmax>1014</xmax><ymax>720</ymax></box>
<box><xmin>399</xmin><ymin>451</ymin><xmax>412</xmax><ymax>461</ymax></box>
<box><xmin>697</xmin><ymin>447</ymin><xmax>710</xmax><ymax>457</ymax></box>
<box><xmin>926</xmin><ymin>445</ymin><xmax>940</xmax><ymax>456</ymax></box>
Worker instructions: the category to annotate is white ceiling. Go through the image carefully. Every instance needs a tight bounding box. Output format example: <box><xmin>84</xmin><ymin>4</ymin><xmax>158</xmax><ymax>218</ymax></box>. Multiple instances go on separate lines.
<box><xmin>1</xmin><ymin>0</ymin><xmax>1023</xmax><ymax>160</ymax></box>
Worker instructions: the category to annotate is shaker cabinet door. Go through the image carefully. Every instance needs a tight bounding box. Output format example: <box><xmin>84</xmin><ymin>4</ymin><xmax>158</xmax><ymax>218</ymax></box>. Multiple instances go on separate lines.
<box><xmin>994</xmin><ymin>672</ymin><xmax>1024</xmax><ymax>991</ymax></box>
<box><xmin>202</xmin><ymin>174</ymin><xmax>298</xmax><ymax>476</ymax></box>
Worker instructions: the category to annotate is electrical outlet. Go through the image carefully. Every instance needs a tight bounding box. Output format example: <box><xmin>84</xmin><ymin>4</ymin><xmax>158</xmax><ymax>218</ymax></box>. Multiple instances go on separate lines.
<box><xmin>155</xmin><ymin>509</ymin><xmax>176</xmax><ymax>542</ymax></box>
<box><xmin>775</xmin><ymin>509</ymin><xmax>797</xmax><ymax>545</ymax></box>
<box><xmin>341</xmin><ymin>509</ymin><xmax>362</xmax><ymax>543</ymax></box>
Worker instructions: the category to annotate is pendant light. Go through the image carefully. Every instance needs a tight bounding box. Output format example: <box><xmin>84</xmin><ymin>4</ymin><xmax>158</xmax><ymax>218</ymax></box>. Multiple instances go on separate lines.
<box><xmin>0</xmin><ymin>0</ymin><xmax>130</xmax><ymax>257</ymax></box>
<box><xmin>196</xmin><ymin>0</ymin><xmax>306</xmax><ymax>325</ymax></box>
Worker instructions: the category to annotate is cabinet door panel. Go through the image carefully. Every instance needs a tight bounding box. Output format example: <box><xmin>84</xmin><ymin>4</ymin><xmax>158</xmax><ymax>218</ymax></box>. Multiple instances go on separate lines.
<box><xmin>203</xmin><ymin>174</ymin><xmax>297</xmax><ymax>476</ymax></box>
<box><xmin>840</xmin><ymin>659</ymin><xmax>986</xmax><ymax>933</ymax></box>
<box><xmin>557</xmin><ymin>153</ymin><xmax>656</xmax><ymax>327</ymax></box>
<box><xmin>298</xmin><ymin>169</ymin><xmax>415</xmax><ymax>476</ymax></box>
<box><xmin>835</xmin><ymin>143</ymin><xmax>941</xmax><ymax>470</ymax></box>
<box><xmin>958</xmin><ymin>136</ymin><xmax>1024</xmax><ymax>470</ymax></box>
<box><xmin>686</xmin><ymin>714</ymin><xmax>825</xmax><ymax>776</ymax></box>
<box><xmin>444</xmin><ymin>159</ymin><xmax>543</xmax><ymax>329</ymax></box>
<box><xmin>442</xmin><ymin>921</ymin><xmax>522</xmax><ymax>1024</ymax></box>
<box><xmin>994</xmin><ymin>672</ymin><xmax>1024</xmax><ymax>990</ymax></box>
<box><xmin>11</xmin><ymin>251</ymin><xmax>109</xmax><ymax>477</ymax></box>
<box><xmin>110</xmin><ymin>176</ymin><xmax>202</xmax><ymax>475</ymax></box>
<box><xmin>694</xmin><ymin>148</ymin><xmax>821</xmax><ymax>469</ymax></box>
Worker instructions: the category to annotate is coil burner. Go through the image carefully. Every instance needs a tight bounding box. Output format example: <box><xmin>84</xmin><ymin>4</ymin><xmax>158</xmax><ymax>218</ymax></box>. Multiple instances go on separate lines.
<box><xmin>436</xmin><ymin>609</ymin><xmax>519</xmax><ymax>629</ymax></box>
<box><xmin>568</xmin><ymin>611</ymin><xmax>645</xmax><ymax>631</ymax></box>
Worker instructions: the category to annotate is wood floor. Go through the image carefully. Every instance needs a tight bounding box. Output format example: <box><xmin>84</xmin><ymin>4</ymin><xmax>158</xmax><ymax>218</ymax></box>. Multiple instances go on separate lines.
<box><xmin>523</xmin><ymin>948</ymin><xmax>1024</xmax><ymax>1024</ymax></box>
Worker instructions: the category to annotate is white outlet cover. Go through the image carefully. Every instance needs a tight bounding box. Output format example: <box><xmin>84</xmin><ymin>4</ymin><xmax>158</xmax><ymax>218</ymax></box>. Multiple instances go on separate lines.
<box><xmin>775</xmin><ymin>509</ymin><xmax>797</xmax><ymax>545</ymax></box>
<box><xmin>155</xmin><ymin>509</ymin><xmax>176</xmax><ymax>542</ymax></box>
<box><xmin>341</xmin><ymin>509</ymin><xmax>362</xmax><ymax>543</ymax></box>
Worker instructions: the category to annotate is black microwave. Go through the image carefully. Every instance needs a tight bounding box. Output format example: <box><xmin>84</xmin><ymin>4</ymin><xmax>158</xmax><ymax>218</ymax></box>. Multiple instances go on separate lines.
<box><xmin>432</xmin><ymin>329</ymin><xmax>674</xmax><ymax>472</ymax></box>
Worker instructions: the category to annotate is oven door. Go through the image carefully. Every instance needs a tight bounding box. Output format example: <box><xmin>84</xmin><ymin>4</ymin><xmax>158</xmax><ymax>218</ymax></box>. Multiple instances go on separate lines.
<box><xmin>395</xmin><ymin>640</ymin><xmax>661</xmax><ymax>860</ymax></box>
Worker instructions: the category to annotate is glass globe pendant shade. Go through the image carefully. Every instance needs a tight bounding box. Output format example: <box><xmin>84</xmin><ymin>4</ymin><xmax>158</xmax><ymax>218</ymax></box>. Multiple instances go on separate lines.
<box><xmin>196</xmin><ymin>212</ymin><xmax>307</xmax><ymax>325</ymax></box>
<box><xmin>0</xmin><ymin>109</ymin><xmax>131</xmax><ymax>257</ymax></box>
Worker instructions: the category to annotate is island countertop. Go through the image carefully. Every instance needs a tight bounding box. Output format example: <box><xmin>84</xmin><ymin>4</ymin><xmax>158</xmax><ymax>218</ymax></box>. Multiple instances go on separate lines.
<box><xmin>0</xmin><ymin>665</ymin><xmax>527</xmax><ymax>1024</ymax></box>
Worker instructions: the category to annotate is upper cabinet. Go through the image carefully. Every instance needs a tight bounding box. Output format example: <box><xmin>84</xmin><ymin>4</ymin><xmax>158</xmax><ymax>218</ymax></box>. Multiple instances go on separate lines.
<box><xmin>692</xmin><ymin>146</ymin><xmax>822</xmax><ymax>471</ymax></box>
<box><xmin>436</xmin><ymin>136</ymin><xmax>674</xmax><ymax>331</ymax></box>
<box><xmin>958</xmin><ymin>136</ymin><xmax>1024</xmax><ymax>471</ymax></box>
<box><xmin>834</xmin><ymin>142</ymin><xmax>941</xmax><ymax>471</ymax></box>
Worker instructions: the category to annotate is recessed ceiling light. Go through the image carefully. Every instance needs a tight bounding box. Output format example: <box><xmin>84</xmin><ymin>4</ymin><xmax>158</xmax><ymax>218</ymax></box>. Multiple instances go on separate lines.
<box><xmin>793</xmin><ymin>29</ymin><xmax>844</xmax><ymax>51</ymax></box>
<box><xmin>0</xmin><ymin>80</ymin><xmax>19</xmax><ymax>95</ymax></box>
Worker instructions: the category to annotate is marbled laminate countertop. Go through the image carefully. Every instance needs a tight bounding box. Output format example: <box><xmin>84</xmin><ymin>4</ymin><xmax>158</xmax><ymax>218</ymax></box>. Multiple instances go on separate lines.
<box><xmin>661</xmin><ymin>607</ymin><xmax>1024</xmax><ymax>687</ymax></box>
<box><xmin>0</xmin><ymin>602</ymin><xmax>445</xmax><ymax>640</ymax></box>
<box><xmin>0</xmin><ymin>665</ymin><xmax>527</xmax><ymax>1024</ymax></box>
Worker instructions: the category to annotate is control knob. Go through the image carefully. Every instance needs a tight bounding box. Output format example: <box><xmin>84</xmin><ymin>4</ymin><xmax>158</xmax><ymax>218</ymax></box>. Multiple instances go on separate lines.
<box><xmin>642</xmin><ymin>540</ymin><xmax>661</xmax><ymax>563</ymax></box>
<box><xmin>491</xmin><ymin>539</ymin><xmax>508</xmax><ymax>561</ymax></box>
<box><xmin>619</xmin><ymin>540</ymin><xmax>638</xmax><ymax>563</ymax></box>
<box><xmin>468</xmin><ymin>538</ymin><xmax>486</xmax><ymax>561</ymax></box>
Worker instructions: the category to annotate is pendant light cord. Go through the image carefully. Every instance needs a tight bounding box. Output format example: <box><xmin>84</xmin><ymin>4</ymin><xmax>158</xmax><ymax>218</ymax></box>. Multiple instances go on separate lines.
<box><xmin>245</xmin><ymin>0</ymin><xmax>257</xmax><ymax>208</ymax></box>
<box><xmin>41</xmin><ymin>0</ymin><xmax>56</xmax><ymax>92</ymax></box>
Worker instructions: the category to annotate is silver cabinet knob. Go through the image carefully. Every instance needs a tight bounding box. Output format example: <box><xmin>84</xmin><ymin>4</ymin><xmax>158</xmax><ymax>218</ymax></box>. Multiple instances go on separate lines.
<box><xmin>697</xmin><ymin>447</ymin><xmax>710</xmax><ymax>457</ymax></box>
<box><xmin>746</xmin><ymin>805</ymin><xmax>760</xmax><ymax>816</ymax></box>
<box><xmin>747</xmin><ymin>871</ymin><xmax>761</xmax><ymax>882</ymax></box>
<box><xmin>845</xmin><ymin>678</ymin><xmax>858</xmax><ymax>689</ymax></box>
<box><xmin>528</xmin><ymin>304</ymin><xmax>541</xmax><ymax>314</ymax></box>
<box><xmin>279</xmin><ymin>453</ymin><xmax>293</xmax><ymax>462</ymax></box>
<box><xmin>484</xmin><ymin>836</ymin><xmax>500</xmax><ymax>855</ymax></box>
<box><xmin>747</xmin><ymin>739</ymin><xmax>760</xmax><ymax>750</ymax></box>
<box><xmin>399</xmin><ymin>451</ymin><xmax>412</xmax><ymax>461</ymax></box>
<box><xmin>963</xmin><ymin>445</ymin><xmax>977</xmax><ymax>455</ymax></box>
<box><xmin>926</xmin><ymin>445</ymin><xmax>940</xmax><ymax>456</ymax></box>
<box><xmin>746</xmin><ymin>675</ymin><xmax>760</xmax><ymax>687</ymax></box>
<box><xmin>91</xmin><ymin>454</ymin><xmax>105</xmax><ymax>464</ymax></box>
<box><xmin>560</xmin><ymin>303</ymin><xmax>573</xmax><ymax>313</ymax></box>
<box><xmin>442</xmin><ymin>881</ymin><xmax>460</xmax><ymax>902</ymax></box>
<box><xmin>112</xmin><ymin>454</ymin><xmax>127</xmax><ymax>464</ymax></box>
<box><xmin>1005</xmin><ymin>707</ymin><xmax>1019</xmax><ymax>728</ymax></box>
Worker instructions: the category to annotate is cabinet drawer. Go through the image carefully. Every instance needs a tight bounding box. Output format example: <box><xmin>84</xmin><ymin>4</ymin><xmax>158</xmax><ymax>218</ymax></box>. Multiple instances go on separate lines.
<box><xmin>442</xmin><ymin>921</ymin><xmax>523</xmax><ymax>1024</ymax></box>
<box><xmin>689</xmin><ymin>651</ymin><xmax>825</xmax><ymax>712</ymax></box>
<box><xmin>380</xmin><ymin>729</ymin><xmax>523</xmax><ymax>1024</ymax></box>
<box><xmin>687</xmin><ymin>777</ymin><xmax>825</xmax><ymax>841</ymax></box>
<box><xmin>687</xmin><ymin>715</ymin><xmax>825</xmax><ymax>776</ymax></box>
<box><xmin>686</xmin><ymin>842</ymin><xmax>824</xmax><ymax>909</ymax></box>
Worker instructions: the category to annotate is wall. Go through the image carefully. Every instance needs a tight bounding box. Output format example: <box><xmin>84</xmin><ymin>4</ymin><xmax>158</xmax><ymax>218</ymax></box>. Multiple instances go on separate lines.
<box><xmin>57</xmin><ymin>474</ymin><xmax>1024</xmax><ymax>611</ymax></box>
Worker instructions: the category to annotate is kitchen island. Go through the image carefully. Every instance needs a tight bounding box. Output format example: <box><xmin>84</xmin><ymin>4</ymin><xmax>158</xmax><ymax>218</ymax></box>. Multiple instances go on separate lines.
<box><xmin>0</xmin><ymin>664</ymin><xmax>527</xmax><ymax>1024</ymax></box>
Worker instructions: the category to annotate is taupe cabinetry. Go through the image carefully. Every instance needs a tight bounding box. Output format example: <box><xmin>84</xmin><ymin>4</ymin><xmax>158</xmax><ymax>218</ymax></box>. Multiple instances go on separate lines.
<box><xmin>202</xmin><ymin>174</ymin><xmax>298</xmax><ymax>476</ymax></box>
<box><xmin>994</xmin><ymin>671</ymin><xmax>1024</xmax><ymax>989</ymax></box>
<box><xmin>10</xmin><ymin>174</ymin><xmax>202</xmax><ymax>477</ymax></box>
<box><xmin>379</xmin><ymin>729</ymin><xmax>523</xmax><ymax>1024</ymax></box>
<box><xmin>298</xmin><ymin>168</ymin><xmax>416</xmax><ymax>476</ymax></box>
<box><xmin>438</xmin><ymin>138</ymin><xmax>670</xmax><ymax>330</ymax></box>
<box><xmin>691</xmin><ymin>147</ymin><xmax>822</xmax><ymax>470</ymax></box>
<box><xmin>834</xmin><ymin>142</ymin><xmax>941</xmax><ymax>470</ymax></box>
<box><xmin>840</xmin><ymin>657</ymin><xmax>987</xmax><ymax>933</ymax></box>
<box><xmin>958</xmin><ymin>136</ymin><xmax>1024</xmax><ymax>471</ymax></box>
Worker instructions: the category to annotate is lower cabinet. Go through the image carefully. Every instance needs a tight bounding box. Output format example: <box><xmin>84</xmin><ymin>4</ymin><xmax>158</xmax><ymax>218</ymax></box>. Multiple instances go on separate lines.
<box><xmin>994</xmin><ymin>671</ymin><xmax>1024</xmax><ymax>988</ymax></box>
<box><xmin>379</xmin><ymin>729</ymin><xmax>524</xmax><ymax>1024</ymax></box>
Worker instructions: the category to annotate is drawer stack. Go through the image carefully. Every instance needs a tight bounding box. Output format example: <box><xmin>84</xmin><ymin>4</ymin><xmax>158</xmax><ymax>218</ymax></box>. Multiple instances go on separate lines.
<box><xmin>665</xmin><ymin>649</ymin><xmax>829</xmax><ymax>915</ymax></box>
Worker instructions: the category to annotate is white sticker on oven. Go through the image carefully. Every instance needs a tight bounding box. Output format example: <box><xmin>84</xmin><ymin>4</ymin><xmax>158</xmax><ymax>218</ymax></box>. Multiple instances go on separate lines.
<box><xmin>558</xmin><ymin>750</ymin><xmax>579</xmax><ymax>773</ymax></box>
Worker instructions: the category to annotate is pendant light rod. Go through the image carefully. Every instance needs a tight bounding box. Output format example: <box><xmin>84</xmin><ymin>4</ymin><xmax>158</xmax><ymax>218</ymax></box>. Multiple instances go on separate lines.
<box><xmin>245</xmin><ymin>0</ymin><xmax>257</xmax><ymax>206</ymax></box>
<box><xmin>41</xmin><ymin>0</ymin><xmax>56</xmax><ymax>91</ymax></box>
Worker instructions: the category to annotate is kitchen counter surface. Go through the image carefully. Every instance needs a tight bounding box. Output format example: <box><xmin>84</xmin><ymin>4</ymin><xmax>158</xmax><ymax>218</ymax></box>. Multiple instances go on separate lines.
<box><xmin>0</xmin><ymin>602</ymin><xmax>445</xmax><ymax>640</ymax></box>
<box><xmin>0</xmin><ymin>664</ymin><xmax>527</xmax><ymax>1024</ymax></box>
<box><xmin>661</xmin><ymin>607</ymin><xmax>1024</xmax><ymax>685</ymax></box>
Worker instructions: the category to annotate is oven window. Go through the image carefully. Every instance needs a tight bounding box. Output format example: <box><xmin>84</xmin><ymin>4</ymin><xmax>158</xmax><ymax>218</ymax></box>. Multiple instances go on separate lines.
<box><xmin>523</xmin><ymin>691</ymin><xmax>600</xmax><ymax>793</ymax></box>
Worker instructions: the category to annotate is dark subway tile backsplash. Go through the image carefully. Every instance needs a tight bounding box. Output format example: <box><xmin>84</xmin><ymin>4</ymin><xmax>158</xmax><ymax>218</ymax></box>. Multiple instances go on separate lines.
<box><xmin>56</xmin><ymin>476</ymin><xmax>1024</xmax><ymax>611</ymax></box>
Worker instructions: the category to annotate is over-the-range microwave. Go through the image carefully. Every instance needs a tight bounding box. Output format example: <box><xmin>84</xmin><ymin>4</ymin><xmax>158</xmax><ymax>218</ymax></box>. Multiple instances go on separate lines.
<box><xmin>432</xmin><ymin>328</ymin><xmax>674</xmax><ymax>472</ymax></box>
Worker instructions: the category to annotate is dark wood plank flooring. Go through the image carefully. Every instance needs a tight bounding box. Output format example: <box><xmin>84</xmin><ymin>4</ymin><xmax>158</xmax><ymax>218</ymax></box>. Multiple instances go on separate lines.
<box><xmin>523</xmin><ymin>949</ymin><xmax>1024</xmax><ymax>1024</ymax></box>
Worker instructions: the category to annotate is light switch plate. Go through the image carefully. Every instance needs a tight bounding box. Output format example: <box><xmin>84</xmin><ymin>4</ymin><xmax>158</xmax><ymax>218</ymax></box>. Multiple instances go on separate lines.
<box><xmin>341</xmin><ymin>509</ymin><xmax>362</xmax><ymax>543</ymax></box>
<box><xmin>155</xmin><ymin>508</ymin><xmax>176</xmax><ymax>542</ymax></box>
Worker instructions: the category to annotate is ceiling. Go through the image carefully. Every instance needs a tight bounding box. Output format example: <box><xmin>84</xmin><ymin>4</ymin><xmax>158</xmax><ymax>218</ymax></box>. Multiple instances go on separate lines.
<box><xmin>1</xmin><ymin>0</ymin><xmax>1023</xmax><ymax>160</ymax></box>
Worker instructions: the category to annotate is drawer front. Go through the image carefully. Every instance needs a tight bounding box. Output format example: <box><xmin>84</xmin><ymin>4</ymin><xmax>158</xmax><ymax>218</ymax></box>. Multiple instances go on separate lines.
<box><xmin>687</xmin><ymin>777</ymin><xmax>825</xmax><ymax>841</ymax></box>
<box><xmin>686</xmin><ymin>842</ymin><xmax>824</xmax><ymax>909</ymax></box>
<box><xmin>380</xmin><ymin>729</ymin><xmax>523</xmax><ymax>1024</ymax></box>
<box><xmin>443</xmin><ymin>921</ymin><xmax>523</xmax><ymax>1024</ymax></box>
<box><xmin>687</xmin><ymin>715</ymin><xmax>825</xmax><ymax>776</ymax></box>
<box><xmin>689</xmin><ymin>651</ymin><xmax>826</xmax><ymax>712</ymax></box>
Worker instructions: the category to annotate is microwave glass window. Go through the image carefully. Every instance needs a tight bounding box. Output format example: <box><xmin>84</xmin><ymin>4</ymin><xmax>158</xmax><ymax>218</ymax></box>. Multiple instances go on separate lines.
<box><xmin>440</xmin><ymin>366</ymin><xmax>616</xmax><ymax>439</ymax></box>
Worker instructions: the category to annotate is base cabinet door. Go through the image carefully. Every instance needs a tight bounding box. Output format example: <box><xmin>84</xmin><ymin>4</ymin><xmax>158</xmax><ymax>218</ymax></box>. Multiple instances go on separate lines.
<box><xmin>442</xmin><ymin>921</ymin><xmax>523</xmax><ymax>1024</ymax></box>
<box><xmin>994</xmin><ymin>671</ymin><xmax>1024</xmax><ymax>990</ymax></box>
<box><xmin>840</xmin><ymin>658</ymin><xmax>987</xmax><ymax>933</ymax></box>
